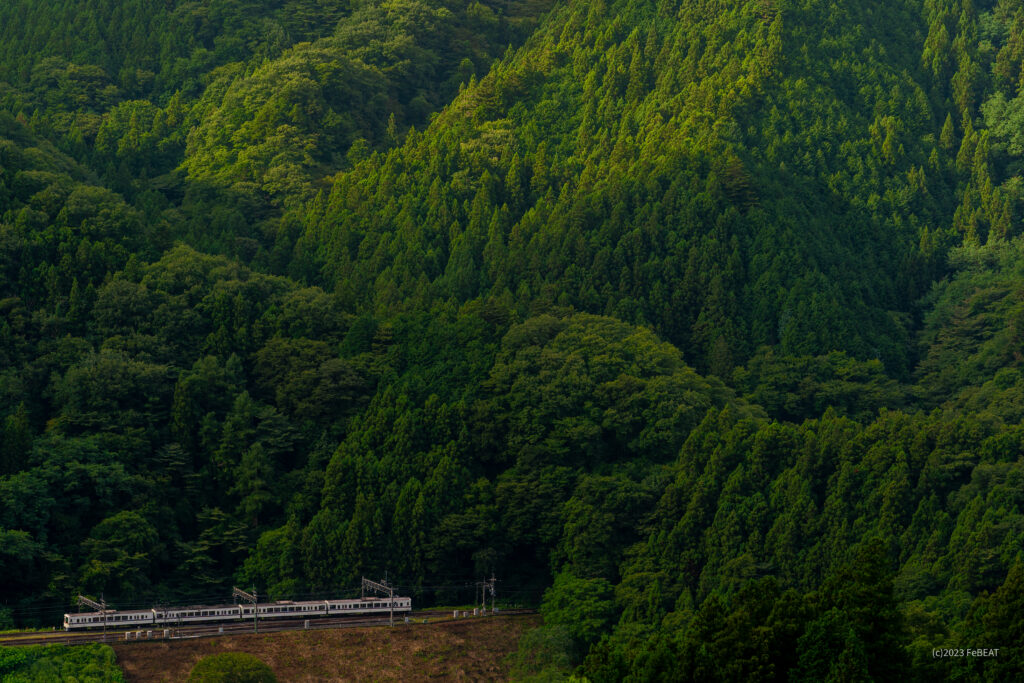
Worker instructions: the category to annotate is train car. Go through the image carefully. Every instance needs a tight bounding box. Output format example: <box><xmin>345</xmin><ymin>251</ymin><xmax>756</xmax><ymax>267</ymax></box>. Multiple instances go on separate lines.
<box><xmin>159</xmin><ymin>604</ymin><xmax>243</xmax><ymax>625</ymax></box>
<box><xmin>64</xmin><ymin>609</ymin><xmax>155</xmax><ymax>630</ymax></box>
<box><xmin>64</xmin><ymin>596</ymin><xmax>412</xmax><ymax>630</ymax></box>
<box><xmin>325</xmin><ymin>597</ymin><xmax>411</xmax><ymax>615</ymax></box>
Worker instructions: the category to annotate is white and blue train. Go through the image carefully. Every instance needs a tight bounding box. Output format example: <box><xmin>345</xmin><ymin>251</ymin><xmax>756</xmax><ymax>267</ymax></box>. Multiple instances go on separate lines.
<box><xmin>63</xmin><ymin>596</ymin><xmax>411</xmax><ymax>630</ymax></box>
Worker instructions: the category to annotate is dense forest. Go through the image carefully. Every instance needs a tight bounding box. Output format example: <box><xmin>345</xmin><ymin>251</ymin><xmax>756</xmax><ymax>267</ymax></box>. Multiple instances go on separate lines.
<box><xmin>2</xmin><ymin>0</ymin><xmax>1024</xmax><ymax>680</ymax></box>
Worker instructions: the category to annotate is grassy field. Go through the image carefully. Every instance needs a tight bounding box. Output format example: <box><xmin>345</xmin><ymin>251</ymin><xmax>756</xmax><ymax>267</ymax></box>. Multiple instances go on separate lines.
<box><xmin>113</xmin><ymin>614</ymin><xmax>538</xmax><ymax>682</ymax></box>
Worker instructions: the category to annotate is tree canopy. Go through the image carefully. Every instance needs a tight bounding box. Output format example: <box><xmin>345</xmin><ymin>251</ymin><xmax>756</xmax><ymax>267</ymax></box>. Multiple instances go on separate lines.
<box><xmin>2</xmin><ymin>0</ymin><xmax>1024</xmax><ymax>680</ymax></box>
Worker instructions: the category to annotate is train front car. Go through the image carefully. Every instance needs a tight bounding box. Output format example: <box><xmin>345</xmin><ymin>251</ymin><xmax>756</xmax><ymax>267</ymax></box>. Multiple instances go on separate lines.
<box><xmin>64</xmin><ymin>610</ymin><xmax>104</xmax><ymax>630</ymax></box>
<box><xmin>64</xmin><ymin>609</ymin><xmax>156</xmax><ymax>630</ymax></box>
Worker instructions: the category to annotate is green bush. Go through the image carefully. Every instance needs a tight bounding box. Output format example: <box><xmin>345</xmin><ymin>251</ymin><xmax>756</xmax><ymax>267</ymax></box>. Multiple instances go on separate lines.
<box><xmin>188</xmin><ymin>652</ymin><xmax>278</xmax><ymax>683</ymax></box>
<box><xmin>0</xmin><ymin>644</ymin><xmax>125</xmax><ymax>682</ymax></box>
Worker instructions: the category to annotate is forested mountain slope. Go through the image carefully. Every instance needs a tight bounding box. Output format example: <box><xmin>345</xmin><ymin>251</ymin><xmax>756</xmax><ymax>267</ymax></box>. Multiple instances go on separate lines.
<box><xmin>292</xmin><ymin>0</ymin><xmax>969</xmax><ymax>377</ymax></box>
<box><xmin>2</xmin><ymin>0</ymin><xmax>1024</xmax><ymax>681</ymax></box>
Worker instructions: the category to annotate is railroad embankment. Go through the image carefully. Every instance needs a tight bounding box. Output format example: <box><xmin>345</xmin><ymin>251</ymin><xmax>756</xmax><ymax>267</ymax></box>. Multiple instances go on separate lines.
<box><xmin>113</xmin><ymin>614</ymin><xmax>539</xmax><ymax>682</ymax></box>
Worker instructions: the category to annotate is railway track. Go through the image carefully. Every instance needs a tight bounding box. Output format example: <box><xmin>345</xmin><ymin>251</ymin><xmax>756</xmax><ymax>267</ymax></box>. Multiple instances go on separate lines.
<box><xmin>0</xmin><ymin>609</ymin><xmax>535</xmax><ymax>648</ymax></box>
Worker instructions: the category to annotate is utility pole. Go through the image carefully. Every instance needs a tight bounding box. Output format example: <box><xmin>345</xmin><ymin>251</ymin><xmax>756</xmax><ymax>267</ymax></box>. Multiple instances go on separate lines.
<box><xmin>475</xmin><ymin>580</ymin><xmax>485</xmax><ymax>612</ymax></box>
<box><xmin>477</xmin><ymin>575</ymin><xmax>496</xmax><ymax>614</ymax></box>
<box><xmin>362</xmin><ymin>577</ymin><xmax>394</xmax><ymax>627</ymax></box>
<box><xmin>233</xmin><ymin>587</ymin><xmax>258</xmax><ymax>634</ymax></box>
<box><xmin>78</xmin><ymin>595</ymin><xmax>107</xmax><ymax>642</ymax></box>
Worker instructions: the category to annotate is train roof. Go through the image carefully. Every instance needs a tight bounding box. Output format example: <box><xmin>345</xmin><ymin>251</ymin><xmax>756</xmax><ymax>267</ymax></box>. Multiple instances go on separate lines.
<box><xmin>158</xmin><ymin>603</ymin><xmax>243</xmax><ymax>611</ymax></box>
<box><xmin>64</xmin><ymin>609</ymin><xmax>152</xmax><ymax>616</ymax></box>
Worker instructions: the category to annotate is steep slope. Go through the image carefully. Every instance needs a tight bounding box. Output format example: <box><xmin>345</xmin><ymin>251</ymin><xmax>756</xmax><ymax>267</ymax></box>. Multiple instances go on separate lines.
<box><xmin>915</xmin><ymin>238</ymin><xmax>1024</xmax><ymax>416</ymax></box>
<box><xmin>2</xmin><ymin>1</ymin><xmax>1024</xmax><ymax>681</ymax></box>
<box><xmin>294</xmin><ymin>0</ymin><xmax>956</xmax><ymax>377</ymax></box>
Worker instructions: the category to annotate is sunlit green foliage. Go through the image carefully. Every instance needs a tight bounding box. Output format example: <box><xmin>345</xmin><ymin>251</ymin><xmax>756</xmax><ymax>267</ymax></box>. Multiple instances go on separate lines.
<box><xmin>0</xmin><ymin>644</ymin><xmax>125</xmax><ymax>682</ymax></box>
<box><xmin>2</xmin><ymin>1</ymin><xmax>1024</xmax><ymax>682</ymax></box>
<box><xmin>188</xmin><ymin>652</ymin><xmax>277</xmax><ymax>683</ymax></box>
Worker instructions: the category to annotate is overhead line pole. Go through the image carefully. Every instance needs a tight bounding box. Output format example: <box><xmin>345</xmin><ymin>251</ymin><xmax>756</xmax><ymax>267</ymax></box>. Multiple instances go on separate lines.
<box><xmin>490</xmin><ymin>574</ymin><xmax>496</xmax><ymax>614</ymax></box>
<box><xmin>476</xmin><ymin>575</ymin><xmax>497</xmax><ymax>614</ymax></box>
<box><xmin>362</xmin><ymin>577</ymin><xmax>394</xmax><ymax>627</ymax></box>
<box><xmin>78</xmin><ymin>595</ymin><xmax>107</xmax><ymax>642</ymax></box>
<box><xmin>233</xmin><ymin>587</ymin><xmax>258</xmax><ymax>634</ymax></box>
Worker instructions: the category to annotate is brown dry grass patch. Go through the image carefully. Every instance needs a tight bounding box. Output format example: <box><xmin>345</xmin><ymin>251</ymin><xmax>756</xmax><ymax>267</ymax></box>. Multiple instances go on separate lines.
<box><xmin>113</xmin><ymin>615</ymin><xmax>539</xmax><ymax>682</ymax></box>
